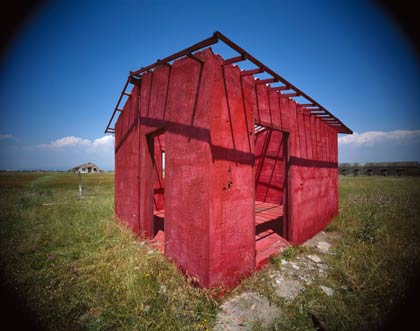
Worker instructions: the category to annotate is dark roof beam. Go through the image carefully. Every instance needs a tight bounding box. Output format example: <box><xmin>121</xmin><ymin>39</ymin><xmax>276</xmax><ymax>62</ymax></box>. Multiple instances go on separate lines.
<box><xmin>240</xmin><ymin>68</ymin><xmax>264</xmax><ymax>76</ymax></box>
<box><xmin>214</xmin><ymin>31</ymin><xmax>353</xmax><ymax>134</ymax></box>
<box><xmin>187</xmin><ymin>53</ymin><xmax>204</xmax><ymax>64</ymax></box>
<box><xmin>255</xmin><ymin>78</ymin><xmax>277</xmax><ymax>85</ymax></box>
<box><xmin>129</xmin><ymin>34</ymin><xmax>219</xmax><ymax>77</ymax></box>
<box><xmin>223</xmin><ymin>55</ymin><xmax>246</xmax><ymax>65</ymax></box>
<box><xmin>113</xmin><ymin>31</ymin><xmax>353</xmax><ymax>134</ymax></box>
<box><xmin>270</xmin><ymin>86</ymin><xmax>290</xmax><ymax>92</ymax></box>
<box><xmin>105</xmin><ymin>78</ymin><xmax>130</xmax><ymax>133</ymax></box>
<box><xmin>280</xmin><ymin>92</ymin><xmax>299</xmax><ymax>98</ymax></box>
<box><xmin>129</xmin><ymin>76</ymin><xmax>142</xmax><ymax>86</ymax></box>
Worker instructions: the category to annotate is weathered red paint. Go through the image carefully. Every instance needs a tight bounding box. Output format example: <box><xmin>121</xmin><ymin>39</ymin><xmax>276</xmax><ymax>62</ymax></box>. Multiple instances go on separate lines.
<box><xmin>115</xmin><ymin>85</ymin><xmax>140</xmax><ymax>235</ymax></box>
<box><xmin>113</xmin><ymin>45</ymin><xmax>349</xmax><ymax>288</ymax></box>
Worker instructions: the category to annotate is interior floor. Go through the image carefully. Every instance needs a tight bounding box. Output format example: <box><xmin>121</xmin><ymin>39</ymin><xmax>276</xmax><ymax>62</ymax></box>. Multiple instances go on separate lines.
<box><xmin>255</xmin><ymin>201</ymin><xmax>288</xmax><ymax>266</ymax></box>
<box><xmin>150</xmin><ymin>210</ymin><xmax>165</xmax><ymax>252</ymax></box>
<box><xmin>149</xmin><ymin>201</ymin><xmax>288</xmax><ymax>264</ymax></box>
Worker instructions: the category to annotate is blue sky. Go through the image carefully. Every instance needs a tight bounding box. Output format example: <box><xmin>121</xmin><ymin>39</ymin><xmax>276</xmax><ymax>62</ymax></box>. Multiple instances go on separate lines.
<box><xmin>0</xmin><ymin>0</ymin><xmax>419</xmax><ymax>170</ymax></box>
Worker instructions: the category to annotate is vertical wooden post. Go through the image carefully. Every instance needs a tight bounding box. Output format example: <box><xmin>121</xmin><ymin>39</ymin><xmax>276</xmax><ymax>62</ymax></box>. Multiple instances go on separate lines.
<box><xmin>78</xmin><ymin>171</ymin><xmax>83</xmax><ymax>197</ymax></box>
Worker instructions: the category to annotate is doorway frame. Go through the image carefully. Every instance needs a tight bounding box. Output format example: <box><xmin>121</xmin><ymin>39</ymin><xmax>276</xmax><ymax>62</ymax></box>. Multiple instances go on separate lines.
<box><xmin>143</xmin><ymin>127</ymin><xmax>166</xmax><ymax>245</ymax></box>
<box><xmin>253</xmin><ymin>123</ymin><xmax>291</xmax><ymax>246</ymax></box>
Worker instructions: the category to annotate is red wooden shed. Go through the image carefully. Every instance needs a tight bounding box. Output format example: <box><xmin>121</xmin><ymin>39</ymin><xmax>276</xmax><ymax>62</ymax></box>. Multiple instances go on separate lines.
<box><xmin>105</xmin><ymin>32</ymin><xmax>352</xmax><ymax>288</ymax></box>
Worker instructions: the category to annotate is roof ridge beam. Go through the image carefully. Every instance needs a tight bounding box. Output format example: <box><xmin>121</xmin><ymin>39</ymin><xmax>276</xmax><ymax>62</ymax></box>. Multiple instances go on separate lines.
<box><xmin>111</xmin><ymin>31</ymin><xmax>352</xmax><ymax>134</ymax></box>
<box><xmin>129</xmin><ymin>34</ymin><xmax>219</xmax><ymax>76</ymax></box>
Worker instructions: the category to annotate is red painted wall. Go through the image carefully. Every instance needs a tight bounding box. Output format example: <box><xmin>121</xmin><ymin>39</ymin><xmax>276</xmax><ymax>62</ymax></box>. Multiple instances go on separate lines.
<box><xmin>288</xmin><ymin>106</ymin><xmax>338</xmax><ymax>244</ymax></box>
<box><xmin>240</xmin><ymin>74</ymin><xmax>339</xmax><ymax>245</ymax></box>
<box><xmin>207</xmin><ymin>60</ymin><xmax>255</xmax><ymax>287</ymax></box>
<box><xmin>115</xmin><ymin>85</ymin><xmax>140</xmax><ymax>235</ymax></box>
<box><xmin>116</xmin><ymin>49</ymin><xmax>255</xmax><ymax>288</ymax></box>
<box><xmin>114</xmin><ymin>47</ymin><xmax>340</xmax><ymax>287</ymax></box>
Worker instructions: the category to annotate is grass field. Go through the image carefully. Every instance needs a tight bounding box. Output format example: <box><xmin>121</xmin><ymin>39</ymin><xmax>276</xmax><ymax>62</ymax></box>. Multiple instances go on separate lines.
<box><xmin>0</xmin><ymin>173</ymin><xmax>419</xmax><ymax>330</ymax></box>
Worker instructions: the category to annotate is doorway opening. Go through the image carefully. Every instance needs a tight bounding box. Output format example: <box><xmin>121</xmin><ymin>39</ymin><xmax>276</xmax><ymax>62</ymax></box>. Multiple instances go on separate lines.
<box><xmin>253</xmin><ymin>125</ymin><xmax>289</xmax><ymax>265</ymax></box>
<box><xmin>148</xmin><ymin>131</ymin><xmax>166</xmax><ymax>250</ymax></box>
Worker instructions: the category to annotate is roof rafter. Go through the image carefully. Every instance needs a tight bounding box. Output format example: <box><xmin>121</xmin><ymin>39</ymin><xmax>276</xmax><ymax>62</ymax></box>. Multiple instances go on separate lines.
<box><xmin>105</xmin><ymin>31</ymin><xmax>352</xmax><ymax>134</ymax></box>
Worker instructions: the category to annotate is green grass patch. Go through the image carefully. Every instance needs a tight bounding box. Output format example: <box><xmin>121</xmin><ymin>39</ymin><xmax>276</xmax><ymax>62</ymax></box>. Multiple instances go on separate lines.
<box><xmin>238</xmin><ymin>176</ymin><xmax>420</xmax><ymax>330</ymax></box>
<box><xmin>0</xmin><ymin>173</ymin><xmax>217</xmax><ymax>330</ymax></box>
<box><xmin>1</xmin><ymin>173</ymin><xmax>420</xmax><ymax>330</ymax></box>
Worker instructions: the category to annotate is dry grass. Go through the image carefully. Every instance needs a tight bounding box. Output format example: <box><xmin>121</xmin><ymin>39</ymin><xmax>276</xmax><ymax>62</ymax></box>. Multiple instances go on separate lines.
<box><xmin>0</xmin><ymin>173</ymin><xmax>217</xmax><ymax>330</ymax></box>
<box><xmin>241</xmin><ymin>176</ymin><xmax>420</xmax><ymax>330</ymax></box>
<box><xmin>1</xmin><ymin>173</ymin><xmax>420</xmax><ymax>330</ymax></box>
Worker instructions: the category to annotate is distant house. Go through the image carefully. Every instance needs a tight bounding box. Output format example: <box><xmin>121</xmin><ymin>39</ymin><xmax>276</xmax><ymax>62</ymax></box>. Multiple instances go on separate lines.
<box><xmin>70</xmin><ymin>162</ymin><xmax>102</xmax><ymax>174</ymax></box>
<box><xmin>339</xmin><ymin>162</ymin><xmax>420</xmax><ymax>176</ymax></box>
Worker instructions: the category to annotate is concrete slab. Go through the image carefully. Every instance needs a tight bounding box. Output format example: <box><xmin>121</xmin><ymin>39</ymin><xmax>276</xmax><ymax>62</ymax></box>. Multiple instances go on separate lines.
<box><xmin>214</xmin><ymin>292</ymin><xmax>281</xmax><ymax>331</ymax></box>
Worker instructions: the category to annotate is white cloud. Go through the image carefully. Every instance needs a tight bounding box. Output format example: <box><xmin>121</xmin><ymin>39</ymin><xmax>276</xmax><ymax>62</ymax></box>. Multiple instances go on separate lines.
<box><xmin>0</xmin><ymin>133</ymin><xmax>14</xmax><ymax>140</ymax></box>
<box><xmin>28</xmin><ymin>135</ymin><xmax>116</xmax><ymax>170</ymax></box>
<box><xmin>338</xmin><ymin>130</ymin><xmax>420</xmax><ymax>146</ymax></box>
<box><xmin>38</xmin><ymin>135</ymin><xmax>114</xmax><ymax>153</ymax></box>
<box><xmin>1</xmin><ymin>135</ymin><xmax>115</xmax><ymax>170</ymax></box>
<box><xmin>90</xmin><ymin>135</ymin><xmax>114</xmax><ymax>149</ymax></box>
<box><xmin>38</xmin><ymin>136</ymin><xmax>90</xmax><ymax>149</ymax></box>
<box><xmin>338</xmin><ymin>129</ymin><xmax>420</xmax><ymax>163</ymax></box>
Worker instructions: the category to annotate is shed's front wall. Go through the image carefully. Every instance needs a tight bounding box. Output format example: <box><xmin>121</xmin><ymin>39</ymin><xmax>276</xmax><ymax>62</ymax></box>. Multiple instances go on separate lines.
<box><xmin>116</xmin><ymin>49</ymin><xmax>256</xmax><ymax>288</ymax></box>
<box><xmin>207</xmin><ymin>57</ymin><xmax>255</xmax><ymax>287</ymax></box>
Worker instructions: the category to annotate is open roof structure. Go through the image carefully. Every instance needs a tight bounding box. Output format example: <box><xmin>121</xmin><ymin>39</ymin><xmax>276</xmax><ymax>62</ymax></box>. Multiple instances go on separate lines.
<box><xmin>105</xmin><ymin>31</ymin><xmax>352</xmax><ymax>135</ymax></box>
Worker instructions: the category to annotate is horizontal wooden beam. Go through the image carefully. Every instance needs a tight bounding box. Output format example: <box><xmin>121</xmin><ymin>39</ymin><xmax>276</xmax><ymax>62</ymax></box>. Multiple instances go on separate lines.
<box><xmin>300</xmin><ymin>103</ymin><xmax>315</xmax><ymax>107</ymax></box>
<box><xmin>255</xmin><ymin>78</ymin><xmax>276</xmax><ymax>85</ymax></box>
<box><xmin>129</xmin><ymin>77</ymin><xmax>142</xmax><ymax>86</ymax></box>
<box><xmin>280</xmin><ymin>93</ymin><xmax>299</xmax><ymax>98</ymax></box>
<box><xmin>130</xmin><ymin>34</ymin><xmax>218</xmax><ymax>76</ymax></box>
<box><xmin>223</xmin><ymin>55</ymin><xmax>245</xmax><ymax>65</ymax></box>
<box><xmin>270</xmin><ymin>86</ymin><xmax>289</xmax><ymax>92</ymax></box>
<box><xmin>240</xmin><ymin>68</ymin><xmax>263</xmax><ymax>76</ymax></box>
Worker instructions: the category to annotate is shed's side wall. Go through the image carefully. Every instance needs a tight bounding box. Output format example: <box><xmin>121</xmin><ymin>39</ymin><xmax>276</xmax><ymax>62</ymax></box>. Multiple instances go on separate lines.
<box><xmin>241</xmin><ymin>77</ymin><xmax>339</xmax><ymax>244</ymax></box>
<box><xmin>115</xmin><ymin>86</ymin><xmax>140</xmax><ymax>234</ymax></box>
<box><xmin>289</xmin><ymin>108</ymin><xmax>338</xmax><ymax>244</ymax></box>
